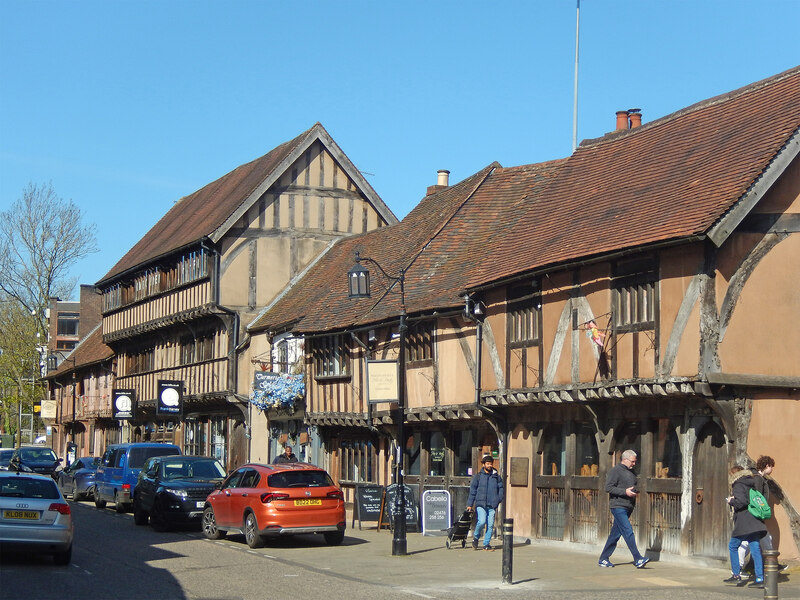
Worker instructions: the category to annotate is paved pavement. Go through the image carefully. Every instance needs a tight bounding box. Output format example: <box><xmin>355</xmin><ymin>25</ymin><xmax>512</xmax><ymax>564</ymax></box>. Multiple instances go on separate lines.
<box><xmin>314</xmin><ymin>523</ymin><xmax>800</xmax><ymax>599</ymax></box>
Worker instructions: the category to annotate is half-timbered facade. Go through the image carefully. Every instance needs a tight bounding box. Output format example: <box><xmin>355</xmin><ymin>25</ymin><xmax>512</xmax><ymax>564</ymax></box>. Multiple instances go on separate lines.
<box><xmin>249</xmin><ymin>67</ymin><xmax>800</xmax><ymax>563</ymax></box>
<box><xmin>95</xmin><ymin>123</ymin><xmax>396</xmax><ymax>470</ymax></box>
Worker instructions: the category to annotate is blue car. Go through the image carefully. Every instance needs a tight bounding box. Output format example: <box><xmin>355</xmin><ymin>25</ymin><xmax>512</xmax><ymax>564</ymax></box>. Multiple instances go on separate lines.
<box><xmin>57</xmin><ymin>456</ymin><xmax>100</xmax><ymax>500</ymax></box>
<box><xmin>94</xmin><ymin>443</ymin><xmax>181</xmax><ymax>513</ymax></box>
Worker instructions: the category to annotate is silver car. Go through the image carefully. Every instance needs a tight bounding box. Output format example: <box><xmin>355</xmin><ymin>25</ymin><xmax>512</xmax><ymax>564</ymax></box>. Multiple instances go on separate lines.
<box><xmin>0</xmin><ymin>470</ymin><xmax>74</xmax><ymax>564</ymax></box>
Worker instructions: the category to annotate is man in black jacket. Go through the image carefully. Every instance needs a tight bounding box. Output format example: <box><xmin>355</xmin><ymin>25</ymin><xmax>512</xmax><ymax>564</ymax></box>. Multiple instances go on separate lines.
<box><xmin>272</xmin><ymin>445</ymin><xmax>298</xmax><ymax>464</ymax></box>
<box><xmin>466</xmin><ymin>455</ymin><xmax>504</xmax><ymax>551</ymax></box>
<box><xmin>598</xmin><ymin>449</ymin><xmax>649</xmax><ymax>568</ymax></box>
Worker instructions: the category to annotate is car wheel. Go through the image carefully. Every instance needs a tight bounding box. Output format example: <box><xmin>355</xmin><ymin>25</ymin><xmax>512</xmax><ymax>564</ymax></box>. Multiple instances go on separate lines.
<box><xmin>150</xmin><ymin>498</ymin><xmax>170</xmax><ymax>532</ymax></box>
<box><xmin>202</xmin><ymin>506</ymin><xmax>225</xmax><ymax>540</ymax></box>
<box><xmin>324</xmin><ymin>531</ymin><xmax>345</xmax><ymax>546</ymax></box>
<box><xmin>244</xmin><ymin>512</ymin><xmax>263</xmax><ymax>548</ymax></box>
<box><xmin>94</xmin><ymin>488</ymin><xmax>106</xmax><ymax>509</ymax></box>
<box><xmin>53</xmin><ymin>545</ymin><xmax>72</xmax><ymax>566</ymax></box>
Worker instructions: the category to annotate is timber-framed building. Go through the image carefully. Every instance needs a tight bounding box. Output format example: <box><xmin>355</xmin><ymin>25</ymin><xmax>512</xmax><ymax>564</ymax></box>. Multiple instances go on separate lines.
<box><xmin>248</xmin><ymin>68</ymin><xmax>800</xmax><ymax>563</ymax></box>
<box><xmin>93</xmin><ymin>123</ymin><xmax>396</xmax><ymax>470</ymax></box>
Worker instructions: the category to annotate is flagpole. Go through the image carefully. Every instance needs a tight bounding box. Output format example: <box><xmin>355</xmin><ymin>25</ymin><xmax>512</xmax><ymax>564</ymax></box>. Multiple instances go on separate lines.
<box><xmin>572</xmin><ymin>0</ymin><xmax>580</xmax><ymax>152</ymax></box>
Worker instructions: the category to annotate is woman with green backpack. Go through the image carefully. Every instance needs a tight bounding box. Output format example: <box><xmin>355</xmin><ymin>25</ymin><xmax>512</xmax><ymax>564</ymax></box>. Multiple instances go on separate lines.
<box><xmin>724</xmin><ymin>465</ymin><xmax>768</xmax><ymax>588</ymax></box>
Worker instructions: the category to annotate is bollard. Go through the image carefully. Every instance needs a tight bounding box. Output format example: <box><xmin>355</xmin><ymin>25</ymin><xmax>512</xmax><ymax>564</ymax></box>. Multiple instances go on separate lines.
<box><xmin>502</xmin><ymin>518</ymin><xmax>513</xmax><ymax>584</ymax></box>
<box><xmin>763</xmin><ymin>549</ymin><xmax>780</xmax><ymax>600</ymax></box>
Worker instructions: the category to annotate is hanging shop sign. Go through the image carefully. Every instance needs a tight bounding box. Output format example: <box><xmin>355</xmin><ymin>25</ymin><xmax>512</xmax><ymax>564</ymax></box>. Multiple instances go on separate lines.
<box><xmin>112</xmin><ymin>389</ymin><xmax>136</xmax><ymax>420</ymax></box>
<box><xmin>156</xmin><ymin>380</ymin><xmax>183</xmax><ymax>418</ymax></box>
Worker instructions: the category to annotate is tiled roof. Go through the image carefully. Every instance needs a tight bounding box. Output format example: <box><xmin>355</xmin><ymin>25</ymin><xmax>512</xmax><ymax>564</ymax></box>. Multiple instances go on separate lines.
<box><xmin>249</xmin><ymin>160</ymin><xmax>565</xmax><ymax>333</ymax></box>
<box><xmin>468</xmin><ymin>65</ymin><xmax>800</xmax><ymax>288</ymax></box>
<box><xmin>44</xmin><ymin>324</ymin><xmax>113</xmax><ymax>379</ymax></box>
<box><xmin>251</xmin><ymin>66</ymin><xmax>799</xmax><ymax>335</ymax></box>
<box><xmin>97</xmin><ymin>123</ymin><xmax>394</xmax><ymax>285</ymax></box>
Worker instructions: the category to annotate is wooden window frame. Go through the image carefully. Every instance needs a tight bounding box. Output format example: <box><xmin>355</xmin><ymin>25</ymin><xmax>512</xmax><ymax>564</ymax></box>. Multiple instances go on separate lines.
<box><xmin>507</xmin><ymin>280</ymin><xmax>542</xmax><ymax>347</ymax></box>
<box><xmin>613</xmin><ymin>258</ymin><xmax>657</xmax><ymax>332</ymax></box>
<box><xmin>313</xmin><ymin>334</ymin><xmax>349</xmax><ymax>380</ymax></box>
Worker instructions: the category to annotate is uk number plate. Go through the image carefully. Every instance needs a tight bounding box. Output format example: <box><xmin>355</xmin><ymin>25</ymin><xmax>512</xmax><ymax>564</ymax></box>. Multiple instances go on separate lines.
<box><xmin>294</xmin><ymin>499</ymin><xmax>321</xmax><ymax>506</ymax></box>
<box><xmin>195</xmin><ymin>501</ymin><xmax>205</xmax><ymax>509</ymax></box>
<box><xmin>4</xmin><ymin>510</ymin><xmax>39</xmax><ymax>520</ymax></box>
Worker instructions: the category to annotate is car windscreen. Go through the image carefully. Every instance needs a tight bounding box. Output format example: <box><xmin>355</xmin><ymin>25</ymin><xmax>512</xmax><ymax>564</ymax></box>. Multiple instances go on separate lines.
<box><xmin>161</xmin><ymin>459</ymin><xmax>225</xmax><ymax>480</ymax></box>
<box><xmin>268</xmin><ymin>470</ymin><xmax>335</xmax><ymax>488</ymax></box>
<box><xmin>0</xmin><ymin>476</ymin><xmax>60</xmax><ymax>499</ymax></box>
<box><xmin>19</xmin><ymin>447</ymin><xmax>58</xmax><ymax>462</ymax></box>
<box><xmin>128</xmin><ymin>447</ymin><xmax>180</xmax><ymax>469</ymax></box>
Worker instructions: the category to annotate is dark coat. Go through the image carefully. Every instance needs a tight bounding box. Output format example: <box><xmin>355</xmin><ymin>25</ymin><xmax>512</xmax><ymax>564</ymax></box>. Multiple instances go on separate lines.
<box><xmin>605</xmin><ymin>463</ymin><xmax>638</xmax><ymax>510</ymax></box>
<box><xmin>729</xmin><ymin>470</ymin><xmax>768</xmax><ymax>538</ymax></box>
<box><xmin>272</xmin><ymin>453</ymin><xmax>298</xmax><ymax>464</ymax></box>
<box><xmin>467</xmin><ymin>467</ymin><xmax>504</xmax><ymax>509</ymax></box>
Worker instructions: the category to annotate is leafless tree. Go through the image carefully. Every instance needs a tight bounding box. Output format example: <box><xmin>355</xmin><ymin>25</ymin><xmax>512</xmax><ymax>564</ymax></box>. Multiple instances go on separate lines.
<box><xmin>0</xmin><ymin>182</ymin><xmax>98</xmax><ymax>333</ymax></box>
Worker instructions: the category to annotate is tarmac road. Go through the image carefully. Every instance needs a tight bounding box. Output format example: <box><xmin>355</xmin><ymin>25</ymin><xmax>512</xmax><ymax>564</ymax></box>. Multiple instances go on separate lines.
<box><xmin>1</xmin><ymin>500</ymin><xmax>797</xmax><ymax>600</ymax></box>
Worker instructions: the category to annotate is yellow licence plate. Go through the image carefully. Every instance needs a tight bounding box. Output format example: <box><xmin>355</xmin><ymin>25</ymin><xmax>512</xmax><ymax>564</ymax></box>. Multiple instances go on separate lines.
<box><xmin>4</xmin><ymin>510</ymin><xmax>40</xmax><ymax>520</ymax></box>
<box><xmin>294</xmin><ymin>499</ymin><xmax>321</xmax><ymax>506</ymax></box>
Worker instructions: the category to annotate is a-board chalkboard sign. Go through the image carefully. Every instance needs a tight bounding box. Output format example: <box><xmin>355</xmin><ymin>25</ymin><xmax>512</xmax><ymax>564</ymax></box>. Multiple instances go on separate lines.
<box><xmin>421</xmin><ymin>489</ymin><xmax>451</xmax><ymax>536</ymax></box>
<box><xmin>353</xmin><ymin>484</ymin><xmax>385</xmax><ymax>530</ymax></box>
<box><xmin>384</xmin><ymin>483</ymin><xmax>419</xmax><ymax>530</ymax></box>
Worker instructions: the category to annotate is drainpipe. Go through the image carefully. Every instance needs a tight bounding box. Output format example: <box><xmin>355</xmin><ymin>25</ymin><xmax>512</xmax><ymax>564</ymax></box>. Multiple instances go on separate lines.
<box><xmin>202</xmin><ymin>241</ymin><xmax>248</xmax><ymax>453</ymax></box>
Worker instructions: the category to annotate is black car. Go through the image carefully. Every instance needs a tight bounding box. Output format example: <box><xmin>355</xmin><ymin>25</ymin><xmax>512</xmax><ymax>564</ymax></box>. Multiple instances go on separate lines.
<box><xmin>133</xmin><ymin>455</ymin><xmax>225</xmax><ymax>531</ymax></box>
<box><xmin>10</xmin><ymin>446</ymin><xmax>62</xmax><ymax>479</ymax></box>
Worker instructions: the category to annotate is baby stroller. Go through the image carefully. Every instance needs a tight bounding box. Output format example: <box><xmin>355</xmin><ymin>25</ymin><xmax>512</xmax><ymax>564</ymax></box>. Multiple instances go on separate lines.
<box><xmin>445</xmin><ymin>508</ymin><xmax>474</xmax><ymax>549</ymax></box>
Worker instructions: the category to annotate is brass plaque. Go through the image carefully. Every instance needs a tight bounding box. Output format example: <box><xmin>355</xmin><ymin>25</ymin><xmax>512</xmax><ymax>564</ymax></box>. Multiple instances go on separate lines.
<box><xmin>509</xmin><ymin>457</ymin><xmax>529</xmax><ymax>487</ymax></box>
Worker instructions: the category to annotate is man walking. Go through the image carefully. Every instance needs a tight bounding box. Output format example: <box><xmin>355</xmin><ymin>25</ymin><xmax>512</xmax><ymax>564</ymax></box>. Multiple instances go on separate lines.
<box><xmin>598</xmin><ymin>449</ymin><xmax>649</xmax><ymax>568</ymax></box>
<box><xmin>467</xmin><ymin>455</ymin><xmax>504</xmax><ymax>551</ymax></box>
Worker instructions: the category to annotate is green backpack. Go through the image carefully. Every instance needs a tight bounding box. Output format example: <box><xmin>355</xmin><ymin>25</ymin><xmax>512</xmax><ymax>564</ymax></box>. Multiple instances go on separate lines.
<box><xmin>748</xmin><ymin>487</ymin><xmax>772</xmax><ymax>520</ymax></box>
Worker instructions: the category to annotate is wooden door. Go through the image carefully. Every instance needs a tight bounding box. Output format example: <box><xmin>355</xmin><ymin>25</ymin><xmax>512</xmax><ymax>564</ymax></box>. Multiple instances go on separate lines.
<box><xmin>691</xmin><ymin>421</ymin><xmax>729</xmax><ymax>558</ymax></box>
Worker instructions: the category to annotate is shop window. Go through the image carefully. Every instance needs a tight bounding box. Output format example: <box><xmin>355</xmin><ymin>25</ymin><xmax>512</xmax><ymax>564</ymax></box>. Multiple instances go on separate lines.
<box><xmin>339</xmin><ymin>439</ymin><xmax>376</xmax><ymax>483</ymax></box>
<box><xmin>211</xmin><ymin>417</ymin><xmax>227</xmax><ymax>464</ymax></box>
<box><xmin>453</xmin><ymin>430</ymin><xmax>474</xmax><ymax>476</ymax></box>
<box><xmin>653</xmin><ymin>418</ymin><xmax>682</xmax><ymax>478</ymax></box>
<box><xmin>404</xmin><ymin>432</ymin><xmax>421</xmax><ymax>476</ymax></box>
<box><xmin>184</xmin><ymin>420</ymin><xmax>206</xmax><ymax>456</ymax></box>
<box><xmin>574</xmin><ymin>423</ymin><xmax>599</xmax><ymax>476</ymax></box>
<box><xmin>428</xmin><ymin>431</ymin><xmax>446</xmax><ymax>477</ymax></box>
<box><xmin>541</xmin><ymin>424</ymin><xmax>565</xmax><ymax>476</ymax></box>
<box><xmin>614</xmin><ymin>422</ymin><xmax>641</xmax><ymax>464</ymax></box>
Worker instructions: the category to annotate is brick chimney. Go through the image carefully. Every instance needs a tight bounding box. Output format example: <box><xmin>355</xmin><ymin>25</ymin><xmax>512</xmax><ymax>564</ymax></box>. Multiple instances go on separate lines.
<box><xmin>426</xmin><ymin>169</ymin><xmax>450</xmax><ymax>196</ymax></box>
<box><xmin>615</xmin><ymin>109</ymin><xmax>643</xmax><ymax>131</ymax></box>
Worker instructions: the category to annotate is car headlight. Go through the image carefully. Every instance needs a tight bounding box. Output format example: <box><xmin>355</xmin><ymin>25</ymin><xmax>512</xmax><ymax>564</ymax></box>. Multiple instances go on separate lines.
<box><xmin>164</xmin><ymin>487</ymin><xmax>188</xmax><ymax>499</ymax></box>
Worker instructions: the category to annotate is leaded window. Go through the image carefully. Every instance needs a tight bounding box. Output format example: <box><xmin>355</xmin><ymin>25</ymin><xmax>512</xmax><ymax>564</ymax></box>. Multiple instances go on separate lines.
<box><xmin>313</xmin><ymin>335</ymin><xmax>348</xmax><ymax>378</ymax></box>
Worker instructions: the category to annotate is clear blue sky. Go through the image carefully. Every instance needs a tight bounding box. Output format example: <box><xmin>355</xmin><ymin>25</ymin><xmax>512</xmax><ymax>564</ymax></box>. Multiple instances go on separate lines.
<box><xmin>2</xmin><ymin>1</ymin><xmax>798</xmax><ymax>298</ymax></box>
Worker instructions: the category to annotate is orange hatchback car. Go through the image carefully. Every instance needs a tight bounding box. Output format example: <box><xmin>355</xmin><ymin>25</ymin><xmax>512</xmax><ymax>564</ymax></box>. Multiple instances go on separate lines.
<box><xmin>202</xmin><ymin>462</ymin><xmax>346</xmax><ymax>548</ymax></box>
